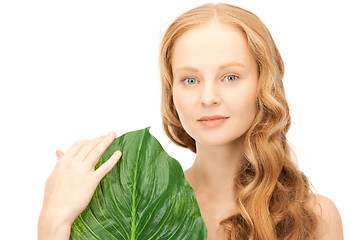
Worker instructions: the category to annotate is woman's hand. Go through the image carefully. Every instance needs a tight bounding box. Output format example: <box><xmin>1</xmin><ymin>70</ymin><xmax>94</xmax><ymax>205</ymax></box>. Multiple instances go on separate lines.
<box><xmin>38</xmin><ymin>131</ymin><xmax>122</xmax><ymax>240</ymax></box>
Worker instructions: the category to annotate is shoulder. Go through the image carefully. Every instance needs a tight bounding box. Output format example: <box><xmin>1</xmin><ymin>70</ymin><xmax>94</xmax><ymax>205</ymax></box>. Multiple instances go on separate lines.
<box><xmin>311</xmin><ymin>194</ymin><xmax>343</xmax><ymax>240</ymax></box>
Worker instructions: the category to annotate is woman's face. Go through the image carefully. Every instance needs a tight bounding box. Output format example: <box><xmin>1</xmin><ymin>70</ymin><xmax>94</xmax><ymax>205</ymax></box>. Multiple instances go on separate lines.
<box><xmin>171</xmin><ymin>20</ymin><xmax>259</xmax><ymax>147</ymax></box>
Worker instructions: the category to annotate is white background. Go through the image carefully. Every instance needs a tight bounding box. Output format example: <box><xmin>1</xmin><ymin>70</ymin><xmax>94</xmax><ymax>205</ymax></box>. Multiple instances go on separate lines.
<box><xmin>1</xmin><ymin>0</ymin><xmax>359</xmax><ymax>239</ymax></box>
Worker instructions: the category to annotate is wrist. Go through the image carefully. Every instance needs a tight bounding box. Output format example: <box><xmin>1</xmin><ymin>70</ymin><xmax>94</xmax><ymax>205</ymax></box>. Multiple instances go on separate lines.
<box><xmin>38</xmin><ymin>210</ymin><xmax>72</xmax><ymax>240</ymax></box>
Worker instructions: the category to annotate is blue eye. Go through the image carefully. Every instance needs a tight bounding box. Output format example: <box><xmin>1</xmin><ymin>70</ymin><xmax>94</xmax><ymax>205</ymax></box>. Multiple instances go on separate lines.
<box><xmin>224</xmin><ymin>75</ymin><xmax>238</xmax><ymax>82</ymax></box>
<box><xmin>183</xmin><ymin>77</ymin><xmax>197</xmax><ymax>85</ymax></box>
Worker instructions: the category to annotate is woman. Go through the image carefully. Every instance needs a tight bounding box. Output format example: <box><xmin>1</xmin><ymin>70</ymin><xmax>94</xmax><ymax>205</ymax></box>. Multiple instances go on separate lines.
<box><xmin>38</xmin><ymin>3</ymin><xmax>343</xmax><ymax>240</ymax></box>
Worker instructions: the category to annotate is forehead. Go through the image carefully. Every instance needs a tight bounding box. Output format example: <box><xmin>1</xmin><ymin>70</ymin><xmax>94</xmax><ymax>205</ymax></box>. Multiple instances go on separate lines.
<box><xmin>171</xmin><ymin>20</ymin><xmax>254</xmax><ymax>70</ymax></box>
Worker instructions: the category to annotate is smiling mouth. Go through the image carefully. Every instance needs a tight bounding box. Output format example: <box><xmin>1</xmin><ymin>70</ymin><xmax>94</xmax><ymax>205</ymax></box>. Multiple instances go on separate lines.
<box><xmin>198</xmin><ymin>116</ymin><xmax>229</xmax><ymax>127</ymax></box>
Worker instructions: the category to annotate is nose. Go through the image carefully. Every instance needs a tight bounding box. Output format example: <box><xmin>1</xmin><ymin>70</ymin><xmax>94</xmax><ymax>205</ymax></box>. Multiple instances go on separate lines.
<box><xmin>200</xmin><ymin>81</ymin><xmax>220</xmax><ymax>106</ymax></box>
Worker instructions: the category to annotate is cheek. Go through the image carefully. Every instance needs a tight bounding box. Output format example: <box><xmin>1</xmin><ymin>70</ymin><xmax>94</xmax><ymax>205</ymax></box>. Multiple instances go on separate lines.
<box><xmin>172</xmin><ymin>88</ymin><xmax>198</xmax><ymax>139</ymax></box>
<box><xmin>228</xmin><ymin>86</ymin><xmax>257</xmax><ymax>121</ymax></box>
<box><xmin>172</xmin><ymin>87</ymin><xmax>194</xmax><ymax>121</ymax></box>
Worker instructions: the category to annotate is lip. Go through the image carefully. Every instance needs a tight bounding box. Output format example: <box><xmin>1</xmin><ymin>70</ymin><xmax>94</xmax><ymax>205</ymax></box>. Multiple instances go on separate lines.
<box><xmin>198</xmin><ymin>115</ymin><xmax>229</xmax><ymax>127</ymax></box>
<box><xmin>198</xmin><ymin>115</ymin><xmax>229</xmax><ymax>121</ymax></box>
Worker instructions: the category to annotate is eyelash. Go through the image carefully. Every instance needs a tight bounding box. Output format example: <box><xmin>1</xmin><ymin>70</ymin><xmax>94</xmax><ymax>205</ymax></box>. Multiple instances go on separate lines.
<box><xmin>180</xmin><ymin>73</ymin><xmax>240</xmax><ymax>85</ymax></box>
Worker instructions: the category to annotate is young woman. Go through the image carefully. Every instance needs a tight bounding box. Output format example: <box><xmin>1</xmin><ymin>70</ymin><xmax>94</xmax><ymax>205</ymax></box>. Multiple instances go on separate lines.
<box><xmin>38</xmin><ymin>3</ymin><xmax>343</xmax><ymax>240</ymax></box>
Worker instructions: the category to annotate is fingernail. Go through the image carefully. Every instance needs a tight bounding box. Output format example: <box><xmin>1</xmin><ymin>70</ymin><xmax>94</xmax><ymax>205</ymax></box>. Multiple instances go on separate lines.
<box><xmin>108</xmin><ymin>131</ymin><xmax>115</xmax><ymax>136</ymax></box>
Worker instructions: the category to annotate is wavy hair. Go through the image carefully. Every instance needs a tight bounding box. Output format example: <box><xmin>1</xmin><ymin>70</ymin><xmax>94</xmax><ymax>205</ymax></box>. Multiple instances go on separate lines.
<box><xmin>159</xmin><ymin>3</ymin><xmax>318</xmax><ymax>239</ymax></box>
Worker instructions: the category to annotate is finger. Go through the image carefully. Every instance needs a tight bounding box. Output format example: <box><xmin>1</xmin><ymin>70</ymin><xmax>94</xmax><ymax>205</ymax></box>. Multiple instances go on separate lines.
<box><xmin>74</xmin><ymin>135</ymin><xmax>107</xmax><ymax>161</ymax></box>
<box><xmin>64</xmin><ymin>135</ymin><xmax>105</xmax><ymax>160</ymax></box>
<box><xmin>56</xmin><ymin>150</ymin><xmax>64</xmax><ymax>160</ymax></box>
<box><xmin>64</xmin><ymin>140</ymin><xmax>86</xmax><ymax>158</ymax></box>
<box><xmin>85</xmin><ymin>132</ymin><xmax>117</xmax><ymax>167</ymax></box>
<box><xmin>94</xmin><ymin>150</ymin><xmax>122</xmax><ymax>181</ymax></box>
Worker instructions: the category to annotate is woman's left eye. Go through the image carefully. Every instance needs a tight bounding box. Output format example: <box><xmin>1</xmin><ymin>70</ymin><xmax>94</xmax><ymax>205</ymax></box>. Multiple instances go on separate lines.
<box><xmin>224</xmin><ymin>75</ymin><xmax>239</xmax><ymax>82</ymax></box>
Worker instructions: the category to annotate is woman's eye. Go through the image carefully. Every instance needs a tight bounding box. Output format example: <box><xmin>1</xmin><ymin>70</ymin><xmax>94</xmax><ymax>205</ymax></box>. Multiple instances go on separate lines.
<box><xmin>224</xmin><ymin>75</ymin><xmax>238</xmax><ymax>82</ymax></box>
<box><xmin>183</xmin><ymin>77</ymin><xmax>197</xmax><ymax>85</ymax></box>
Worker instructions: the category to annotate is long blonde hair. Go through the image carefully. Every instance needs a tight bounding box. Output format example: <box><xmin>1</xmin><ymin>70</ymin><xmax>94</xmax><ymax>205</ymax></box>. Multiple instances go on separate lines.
<box><xmin>159</xmin><ymin>3</ymin><xmax>318</xmax><ymax>239</ymax></box>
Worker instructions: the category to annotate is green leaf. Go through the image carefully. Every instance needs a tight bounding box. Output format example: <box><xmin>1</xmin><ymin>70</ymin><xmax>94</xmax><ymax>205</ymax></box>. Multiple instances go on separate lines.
<box><xmin>70</xmin><ymin>127</ymin><xmax>207</xmax><ymax>240</ymax></box>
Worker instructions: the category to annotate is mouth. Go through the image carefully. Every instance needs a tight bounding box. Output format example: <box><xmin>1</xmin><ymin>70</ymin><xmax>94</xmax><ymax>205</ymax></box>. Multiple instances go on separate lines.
<box><xmin>198</xmin><ymin>115</ymin><xmax>229</xmax><ymax>121</ymax></box>
<box><xmin>197</xmin><ymin>115</ymin><xmax>229</xmax><ymax>127</ymax></box>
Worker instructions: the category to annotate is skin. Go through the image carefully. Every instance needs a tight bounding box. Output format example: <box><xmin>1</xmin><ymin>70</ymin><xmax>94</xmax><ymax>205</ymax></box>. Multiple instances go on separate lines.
<box><xmin>38</xmin><ymin>18</ymin><xmax>343</xmax><ymax>240</ymax></box>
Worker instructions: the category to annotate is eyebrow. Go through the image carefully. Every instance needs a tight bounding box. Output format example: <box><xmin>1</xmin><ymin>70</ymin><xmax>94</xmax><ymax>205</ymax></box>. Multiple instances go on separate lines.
<box><xmin>175</xmin><ymin>61</ymin><xmax>246</xmax><ymax>72</ymax></box>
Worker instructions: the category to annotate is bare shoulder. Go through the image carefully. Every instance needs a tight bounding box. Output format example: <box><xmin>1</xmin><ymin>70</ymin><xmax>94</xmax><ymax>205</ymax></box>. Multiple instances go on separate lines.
<box><xmin>312</xmin><ymin>194</ymin><xmax>343</xmax><ymax>240</ymax></box>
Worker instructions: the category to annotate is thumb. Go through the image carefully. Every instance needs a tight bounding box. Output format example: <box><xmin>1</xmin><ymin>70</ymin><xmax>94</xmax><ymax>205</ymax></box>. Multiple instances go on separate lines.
<box><xmin>56</xmin><ymin>150</ymin><xmax>64</xmax><ymax>160</ymax></box>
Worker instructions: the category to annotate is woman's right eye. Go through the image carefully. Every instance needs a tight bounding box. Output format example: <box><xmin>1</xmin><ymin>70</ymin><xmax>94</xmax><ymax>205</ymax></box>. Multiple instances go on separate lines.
<box><xmin>182</xmin><ymin>77</ymin><xmax>197</xmax><ymax>85</ymax></box>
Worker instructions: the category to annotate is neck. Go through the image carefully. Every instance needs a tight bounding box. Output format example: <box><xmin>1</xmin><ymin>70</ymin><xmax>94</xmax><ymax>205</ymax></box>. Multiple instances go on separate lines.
<box><xmin>187</xmin><ymin>138</ymin><xmax>244</xmax><ymax>198</ymax></box>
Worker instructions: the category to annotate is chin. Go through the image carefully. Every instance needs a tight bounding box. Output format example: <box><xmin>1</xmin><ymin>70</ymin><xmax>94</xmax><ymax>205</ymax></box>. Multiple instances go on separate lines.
<box><xmin>190</xmin><ymin>128</ymin><xmax>246</xmax><ymax>148</ymax></box>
